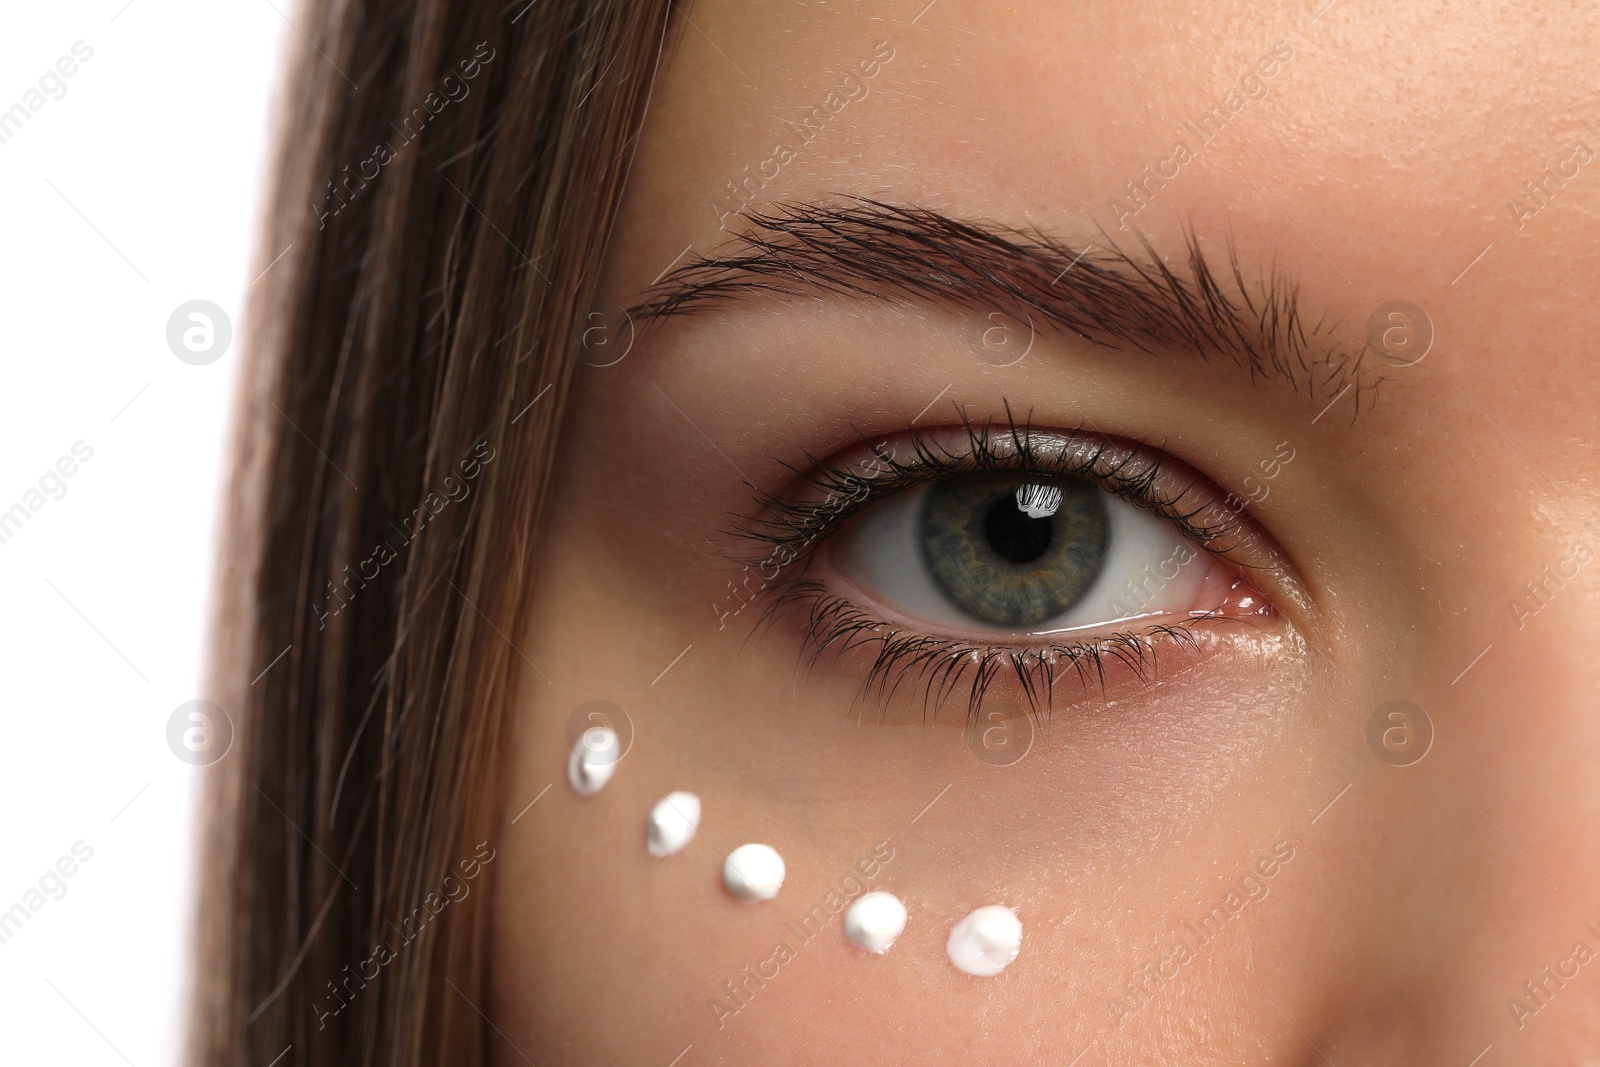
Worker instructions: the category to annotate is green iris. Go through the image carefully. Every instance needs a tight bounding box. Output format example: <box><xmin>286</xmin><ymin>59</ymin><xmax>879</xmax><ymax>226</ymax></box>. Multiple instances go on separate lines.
<box><xmin>918</xmin><ymin>473</ymin><xmax>1109</xmax><ymax>627</ymax></box>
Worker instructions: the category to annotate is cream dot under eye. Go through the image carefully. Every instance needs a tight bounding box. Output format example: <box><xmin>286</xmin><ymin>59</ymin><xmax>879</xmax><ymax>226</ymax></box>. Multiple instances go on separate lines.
<box><xmin>646</xmin><ymin>791</ymin><xmax>700</xmax><ymax>857</ymax></box>
<box><xmin>946</xmin><ymin>905</ymin><xmax>1022</xmax><ymax>976</ymax></box>
<box><xmin>844</xmin><ymin>891</ymin><xmax>907</xmax><ymax>954</ymax></box>
<box><xmin>723</xmin><ymin>844</ymin><xmax>785</xmax><ymax>902</ymax></box>
<box><xmin>566</xmin><ymin>726</ymin><xmax>619</xmax><ymax>795</ymax></box>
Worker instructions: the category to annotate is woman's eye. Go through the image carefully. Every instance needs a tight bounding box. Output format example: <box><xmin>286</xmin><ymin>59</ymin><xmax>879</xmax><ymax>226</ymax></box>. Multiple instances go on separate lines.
<box><xmin>732</xmin><ymin>421</ymin><xmax>1288</xmax><ymax>711</ymax></box>
<box><xmin>823</xmin><ymin>470</ymin><xmax>1219</xmax><ymax>638</ymax></box>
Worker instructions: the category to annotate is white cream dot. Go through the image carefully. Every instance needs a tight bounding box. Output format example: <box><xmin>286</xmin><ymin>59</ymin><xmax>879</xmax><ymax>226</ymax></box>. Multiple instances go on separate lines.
<box><xmin>566</xmin><ymin>726</ymin><xmax>619</xmax><ymax>796</ymax></box>
<box><xmin>946</xmin><ymin>905</ymin><xmax>1021</xmax><ymax>977</ymax></box>
<box><xmin>844</xmin><ymin>891</ymin><xmax>907</xmax><ymax>954</ymax></box>
<box><xmin>647</xmin><ymin>792</ymin><xmax>701</xmax><ymax>857</ymax></box>
<box><xmin>723</xmin><ymin>844</ymin><xmax>785</xmax><ymax>902</ymax></box>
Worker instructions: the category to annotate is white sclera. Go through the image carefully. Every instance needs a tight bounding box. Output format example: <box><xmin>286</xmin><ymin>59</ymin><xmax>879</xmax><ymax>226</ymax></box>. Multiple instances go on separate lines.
<box><xmin>723</xmin><ymin>844</ymin><xmax>785</xmax><ymax>902</ymax></box>
<box><xmin>946</xmin><ymin>905</ymin><xmax>1022</xmax><ymax>977</ymax></box>
<box><xmin>843</xmin><ymin>891</ymin><xmax>908</xmax><ymax>954</ymax></box>
<box><xmin>566</xmin><ymin>726</ymin><xmax>619</xmax><ymax>796</ymax></box>
<box><xmin>647</xmin><ymin>792</ymin><xmax>701</xmax><ymax>857</ymax></box>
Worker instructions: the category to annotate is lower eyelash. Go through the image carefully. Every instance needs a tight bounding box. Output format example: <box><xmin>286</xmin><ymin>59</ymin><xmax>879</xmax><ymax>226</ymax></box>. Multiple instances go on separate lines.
<box><xmin>721</xmin><ymin>405</ymin><xmax>1287</xmax><ymax>722</ymax></box>
<box><xmin>754</xmin><ymin>578</ymin><xmax>1248</xmax><ymax>726</ymax></box>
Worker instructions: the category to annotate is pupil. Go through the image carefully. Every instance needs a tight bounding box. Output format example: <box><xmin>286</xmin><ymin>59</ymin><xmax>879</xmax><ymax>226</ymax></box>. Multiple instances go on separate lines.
<box><xmin>984</xmin><ymin>495</ymin><xmax>1052</xmax><ymax>563</ymax></box>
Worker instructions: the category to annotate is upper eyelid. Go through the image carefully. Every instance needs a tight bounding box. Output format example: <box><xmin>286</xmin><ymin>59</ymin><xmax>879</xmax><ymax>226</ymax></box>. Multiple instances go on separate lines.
<box><xmin>731</xmin><ymin>429</ymin><xmax>1178</xmax><ymax>560</ymax></box>
<box><xmin>723</xmin><ymin>416</ymin><xmax>1299</xmax><ymax>604</ymax></box>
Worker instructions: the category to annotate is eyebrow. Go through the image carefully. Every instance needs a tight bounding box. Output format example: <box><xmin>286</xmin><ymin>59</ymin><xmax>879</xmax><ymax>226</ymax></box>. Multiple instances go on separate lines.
<box><xmin>628</xmin><ymin>198</ymin><xmax>1371</xmax><ymax>414</ymax></box>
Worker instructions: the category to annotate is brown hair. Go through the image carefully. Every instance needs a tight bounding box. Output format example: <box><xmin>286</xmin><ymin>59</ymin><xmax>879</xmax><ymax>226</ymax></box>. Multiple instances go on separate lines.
<box><xmin>191</xmin><ymin>2</ymin><xmax>674</xmax><ymax>1063</ymax></box>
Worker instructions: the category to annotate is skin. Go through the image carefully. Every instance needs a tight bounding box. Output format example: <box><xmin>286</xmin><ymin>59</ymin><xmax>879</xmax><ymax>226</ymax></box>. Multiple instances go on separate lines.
<box><xmin>490</xmin><ymin>2</ymin><xmax>1600</xmax><ymax>1063</ymax></box>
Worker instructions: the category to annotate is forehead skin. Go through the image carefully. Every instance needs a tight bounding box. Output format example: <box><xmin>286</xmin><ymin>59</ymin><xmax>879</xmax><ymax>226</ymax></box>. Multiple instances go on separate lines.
<box><xmin>489</xmin><ymin>3</ymin><xmax>1600</xmax><ymax>1065</ymax></box>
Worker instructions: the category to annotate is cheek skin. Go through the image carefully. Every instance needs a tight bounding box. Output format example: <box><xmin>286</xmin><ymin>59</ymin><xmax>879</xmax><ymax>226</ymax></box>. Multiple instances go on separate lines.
<box><xmin>490</xmin><ymin>483</ymin><xmax>1361</xmax><ymax>1064</ymax></box>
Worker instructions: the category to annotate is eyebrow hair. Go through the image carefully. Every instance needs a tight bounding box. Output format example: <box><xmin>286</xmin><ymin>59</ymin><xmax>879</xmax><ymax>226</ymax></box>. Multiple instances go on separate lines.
<box><xmin>628</xmin><ymin>197</ymin><xmax>1373</xmax><ymax>412</ymax></box>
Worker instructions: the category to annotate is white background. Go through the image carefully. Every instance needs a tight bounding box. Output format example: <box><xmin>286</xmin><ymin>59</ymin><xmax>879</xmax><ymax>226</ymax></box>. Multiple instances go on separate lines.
<box><xmin>0</xmin><ymin>2</ymin><xmax>286</xmax><ymax>1062</ymax></box>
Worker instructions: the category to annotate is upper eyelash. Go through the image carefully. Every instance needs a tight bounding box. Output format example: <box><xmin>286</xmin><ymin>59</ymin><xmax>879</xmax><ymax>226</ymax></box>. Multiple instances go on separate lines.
<box><xmin>716</xmin><ymin>403</ymin><xmax>1270</xmax><ymax>724</ymax></box>
<box><xmin>723</xmin><ymin>401</ymin><xmax>1248</xmax><ymax>575</ymax></box>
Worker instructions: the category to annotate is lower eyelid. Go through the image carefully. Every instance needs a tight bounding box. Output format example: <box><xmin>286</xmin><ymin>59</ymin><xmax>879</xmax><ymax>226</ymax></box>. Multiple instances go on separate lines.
<box><xmin>758</xmin><ymin>577</ymin><xmax>1282</xmax><ymax>723</ymax></box>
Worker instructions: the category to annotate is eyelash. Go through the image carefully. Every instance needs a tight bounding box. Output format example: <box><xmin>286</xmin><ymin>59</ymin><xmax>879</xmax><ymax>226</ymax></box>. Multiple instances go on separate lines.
<box><xmin>721</xmin><ymin>405</ymin><xmax>1273</xmax><ymax>725</ymax></box>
